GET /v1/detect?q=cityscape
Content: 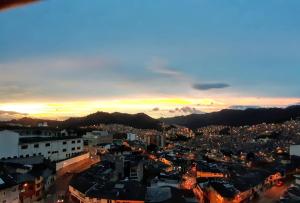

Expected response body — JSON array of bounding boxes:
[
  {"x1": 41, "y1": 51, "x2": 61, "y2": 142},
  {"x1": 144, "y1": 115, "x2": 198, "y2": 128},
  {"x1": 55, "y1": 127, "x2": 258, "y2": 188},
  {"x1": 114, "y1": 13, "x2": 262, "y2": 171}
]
[{"x1": 1, "y1": 1, "x2": 300, "y2": 203}]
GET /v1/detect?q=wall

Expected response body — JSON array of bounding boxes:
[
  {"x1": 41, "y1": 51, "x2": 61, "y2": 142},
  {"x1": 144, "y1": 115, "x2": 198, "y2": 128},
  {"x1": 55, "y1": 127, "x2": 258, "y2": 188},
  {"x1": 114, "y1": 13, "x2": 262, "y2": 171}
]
[
  {"x1": 56, "y1": 152, "x2": 90, "y2": 171},
  {"x1": 197, "y1": 171, "x2": 225, "y2": 178},
  {"x1": 0, "y1": 130, "x2": 19, "y2": 159},
  {"x1": 18, "y1": 138, "x2": 83, "y2": 161},
  {"x1": 0, "y1": 185, "x2": 19, "y2": 203}
]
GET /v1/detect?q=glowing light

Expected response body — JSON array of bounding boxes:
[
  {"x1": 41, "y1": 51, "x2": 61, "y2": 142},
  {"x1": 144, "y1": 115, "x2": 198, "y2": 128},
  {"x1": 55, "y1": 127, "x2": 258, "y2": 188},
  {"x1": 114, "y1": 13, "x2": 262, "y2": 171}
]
[{"x1": 0, "y1": 103, "x2": 47, "y2": 114}]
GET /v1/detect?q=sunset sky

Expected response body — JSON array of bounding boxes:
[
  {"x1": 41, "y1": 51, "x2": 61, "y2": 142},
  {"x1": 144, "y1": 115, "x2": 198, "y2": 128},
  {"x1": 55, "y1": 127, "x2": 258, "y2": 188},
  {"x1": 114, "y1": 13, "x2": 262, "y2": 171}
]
[{"x1": 0, "y1": 0, "x2": 300, "y2": 120}]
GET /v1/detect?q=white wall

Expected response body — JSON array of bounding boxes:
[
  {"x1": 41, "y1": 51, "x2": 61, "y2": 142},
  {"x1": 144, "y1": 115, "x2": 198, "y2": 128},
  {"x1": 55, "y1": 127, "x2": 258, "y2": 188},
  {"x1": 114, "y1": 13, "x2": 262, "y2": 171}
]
[
  {"x1": 18, "y1": 138, "x2": 84, "y2": 161},
  {"x1": 127, "y1": 133, "x2": 137, "y2": 141},
  {"x1": 56, "y1": 152, "x2": 90, "y2": 171},
  {"x1": 290, "y1": 145, "x2": 300, "y2": 156},
  {"x1": 0, "y1": 130, "x2": 19, "y2": 159}
]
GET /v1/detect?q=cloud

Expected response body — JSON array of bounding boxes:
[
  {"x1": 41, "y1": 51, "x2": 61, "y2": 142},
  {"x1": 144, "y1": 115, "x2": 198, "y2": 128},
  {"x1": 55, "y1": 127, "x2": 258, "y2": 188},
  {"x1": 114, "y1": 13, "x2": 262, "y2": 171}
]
[
  {"x1": 193, "y1": 83, "x2": 230, "y2": 90},
  {"x1": 229, "y1": 105, "x2": 261, "y2": 110},
  {"x1": 147, "y1": 58, "x2": 183, "y2": 78},
  {"x1": 0, "y1": 110, "x2": 28, "y2": 121},
  {"x1": 152, "y1": 107, "x2": 160, "y2": 111},
  {"x1": 169, "y1": 106, "x2": 204, "y2": 114}
]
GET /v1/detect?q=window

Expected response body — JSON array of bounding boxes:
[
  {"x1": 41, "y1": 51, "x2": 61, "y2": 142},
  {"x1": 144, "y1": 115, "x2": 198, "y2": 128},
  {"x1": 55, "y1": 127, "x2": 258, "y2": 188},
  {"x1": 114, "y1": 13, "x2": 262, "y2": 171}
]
[
  {"x1": 77, "y1": 140, "x2": 81, "y2": 143},
  {"x1": 33, "y1": 153, "x2": 36, "y2": 156},
  {"x1": 71, "y1": 140, "x2": 75, "y2": 144},
  {"x1": 38, "y1": 153, "x2": 42, "y2": 155},
  {"x1": 63, "y1": 141, "x2": 67, "y2": 145},
  {"x1": 34, "y1": 144, "x2": 39, "y2": 148},
  {"x1": 71, "y1": 147, "x2": 75, "y2": 151},
  {"x1": 48, "y1": 151, "x2": 51, "y2": 154},
  {"x1": 21, "y1": 145, "x2": 28, "y2": 149},
  {"x1": 62, "y1": 149, "x2": 67, "y2": 152},
  {"x1": 26, "y1": 154, "x2": 29, "y2": 157},
  {"x1": 77, "y1": 147, "x2": 81, "y2": 150},
  {"x1": 45, "y1": 143, "x2": 50, "y2": 147}
]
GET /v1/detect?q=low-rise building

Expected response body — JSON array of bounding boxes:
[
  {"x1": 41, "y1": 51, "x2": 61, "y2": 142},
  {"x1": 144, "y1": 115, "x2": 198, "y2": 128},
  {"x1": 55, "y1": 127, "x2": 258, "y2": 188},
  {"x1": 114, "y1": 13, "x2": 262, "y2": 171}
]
[
  {"x1": 0, "y1": 175, "x2": 19, "y2": 203},
  {"x1": 0, "y1": 130, "x2": 83, "y2": 162},
  {"x1": 83, "y1": 130, "x2": 113, "y2": 146},
  {"x1": 69, "y1": 163, "x2": 146, "y2": 203}
]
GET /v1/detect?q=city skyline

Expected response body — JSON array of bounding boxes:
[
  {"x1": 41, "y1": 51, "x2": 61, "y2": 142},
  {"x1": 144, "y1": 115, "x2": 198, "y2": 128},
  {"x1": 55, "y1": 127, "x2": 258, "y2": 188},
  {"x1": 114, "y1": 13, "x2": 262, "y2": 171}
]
[{"x1": 0, "y1": 0, "x2": 300, "y2": 120}]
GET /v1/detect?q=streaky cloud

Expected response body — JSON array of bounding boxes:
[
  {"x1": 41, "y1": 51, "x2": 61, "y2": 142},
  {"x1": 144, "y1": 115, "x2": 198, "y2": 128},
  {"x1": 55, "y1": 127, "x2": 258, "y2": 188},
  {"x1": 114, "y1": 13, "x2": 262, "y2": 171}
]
[
  {"x1": 193, "y1": 83, "x2": 230, "y2": 90},
  {"x1": 0, "y1": 110, "x2": 28, "y2": 121},
  {"x1": 169, "y1": 106, "x2": 204, "y2": 114}
]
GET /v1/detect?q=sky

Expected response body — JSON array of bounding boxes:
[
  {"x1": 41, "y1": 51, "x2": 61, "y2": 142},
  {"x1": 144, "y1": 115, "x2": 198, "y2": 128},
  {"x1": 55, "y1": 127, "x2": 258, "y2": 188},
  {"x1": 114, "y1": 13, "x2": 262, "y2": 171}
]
[{"x1": 0, "y1": 0, "x2": 300, "y2": 120}]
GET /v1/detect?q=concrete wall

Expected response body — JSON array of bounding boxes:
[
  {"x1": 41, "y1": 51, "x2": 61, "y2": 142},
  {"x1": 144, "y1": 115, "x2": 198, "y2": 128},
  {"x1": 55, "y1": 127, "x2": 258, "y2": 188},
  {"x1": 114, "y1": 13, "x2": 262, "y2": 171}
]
[
  {"x1": 56, "y1": 152, "x2": 90, "y2": 171},
  {"x1": 18, "y1": 138, "x2": 83, "y2": 161},
  {"x1": 0, "y1": 130, "x2": 19, "y2": 159}
]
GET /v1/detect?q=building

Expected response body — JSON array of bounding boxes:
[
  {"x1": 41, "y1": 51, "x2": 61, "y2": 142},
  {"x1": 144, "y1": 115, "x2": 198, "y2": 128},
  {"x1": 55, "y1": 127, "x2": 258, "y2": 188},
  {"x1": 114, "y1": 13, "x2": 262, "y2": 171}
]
[
  {"x1": 127, "y1": 133, "x2": 137, "y2": 141},
  {"x1": 124, "y1": 155, "x2": 144, "y2": 181},
  {"x1": 69, "y1": 163, "x2": 146, "y2": 203},
  {"x1": 0, "y1": 175, "x2": 19, "y2": 203},
  {"x1": 290, "y1": 145, "x2": 300, "y2": 157},
  {"x1": 83, "y1": 130, "x2": 113, "y2": 146},
  {"x1": 0, "y1": 130, "x2": 83, "y2": 162},
  {"x1": 0, "y1": 155, "x2": 56, "y2": 203}
]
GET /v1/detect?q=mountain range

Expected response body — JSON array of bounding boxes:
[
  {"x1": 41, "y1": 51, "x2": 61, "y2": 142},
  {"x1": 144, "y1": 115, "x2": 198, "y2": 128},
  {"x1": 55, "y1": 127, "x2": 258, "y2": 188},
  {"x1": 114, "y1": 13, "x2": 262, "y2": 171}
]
[
  {"x1": 1, "y1": 105, "x2": 300, "y2": 130},
  {"x1": 161, "y1": 105, "x2": 300, "y2": 129}
]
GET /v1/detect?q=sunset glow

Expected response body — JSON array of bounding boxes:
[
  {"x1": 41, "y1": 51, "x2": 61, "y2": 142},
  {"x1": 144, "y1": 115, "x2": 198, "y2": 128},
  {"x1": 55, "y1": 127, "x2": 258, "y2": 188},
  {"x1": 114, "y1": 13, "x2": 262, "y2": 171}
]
[{"x1": 0, "y1": 97, "x2": 298, "y2": 120}]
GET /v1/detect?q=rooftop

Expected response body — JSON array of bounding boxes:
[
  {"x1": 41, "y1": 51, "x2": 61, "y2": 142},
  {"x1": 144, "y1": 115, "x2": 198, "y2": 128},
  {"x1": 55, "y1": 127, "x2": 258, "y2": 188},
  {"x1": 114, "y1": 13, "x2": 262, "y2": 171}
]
[{"x1": 0, "y1": 175, "x2": 18, "y2": 190}]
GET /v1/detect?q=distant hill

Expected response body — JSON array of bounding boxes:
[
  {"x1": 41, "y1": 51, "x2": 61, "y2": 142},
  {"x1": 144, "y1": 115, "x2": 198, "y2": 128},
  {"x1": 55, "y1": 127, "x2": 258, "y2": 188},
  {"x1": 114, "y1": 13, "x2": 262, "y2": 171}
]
[
  {"x1": 160, "y1": 105, "x2": 300, "y2": 129},
  {"x1": 1, "y1": 112, "x2": 162, "y2": 130},
  {"x1": 2, "y1": 117, "x2": 61, "y2": 127},
  {"x1": 1, "y1": 106, "x2": 300, "y2": 130},
  {"x1": 61, "y1": 111, "x2": 162, "y2": 130}
]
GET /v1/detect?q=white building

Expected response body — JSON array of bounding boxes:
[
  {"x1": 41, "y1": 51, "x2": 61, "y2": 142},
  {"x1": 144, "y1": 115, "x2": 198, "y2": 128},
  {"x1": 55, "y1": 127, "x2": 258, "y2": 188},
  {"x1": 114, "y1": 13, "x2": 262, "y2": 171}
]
[
  {"x1": 290, "y1": 145, "x2": 300, "y2": 157},
  {"x1": 127, "y1": 133, "x2": 137, "y2": 141},
  {"x1": 0, "y1": 130, "x2": 83, "y2": 162},
  {"x1": 83, "y1": 131, "x2": 113, "y2": 146}
]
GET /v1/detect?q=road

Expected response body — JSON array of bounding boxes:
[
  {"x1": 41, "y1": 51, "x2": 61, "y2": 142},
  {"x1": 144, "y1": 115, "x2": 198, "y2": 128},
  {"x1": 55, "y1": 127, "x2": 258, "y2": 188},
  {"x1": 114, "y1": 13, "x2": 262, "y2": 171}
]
[{"x1": 44, "y1": 157, "x2": 99, "y2": 203}]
